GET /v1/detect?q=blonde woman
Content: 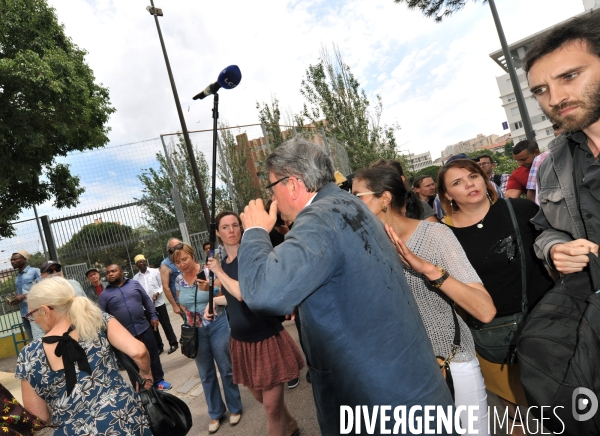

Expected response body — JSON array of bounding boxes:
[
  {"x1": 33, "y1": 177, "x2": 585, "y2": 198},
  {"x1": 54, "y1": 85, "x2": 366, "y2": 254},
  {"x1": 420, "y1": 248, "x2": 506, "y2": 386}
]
[{"x1": 14, "y1": 277, "x2": 153, "y2": 435}]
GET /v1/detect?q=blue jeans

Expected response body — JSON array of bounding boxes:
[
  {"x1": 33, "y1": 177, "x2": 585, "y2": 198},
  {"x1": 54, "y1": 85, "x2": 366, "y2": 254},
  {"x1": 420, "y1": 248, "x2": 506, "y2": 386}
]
[{"x1": 195, "y1": 315, "x2": 242, "y2": 419}]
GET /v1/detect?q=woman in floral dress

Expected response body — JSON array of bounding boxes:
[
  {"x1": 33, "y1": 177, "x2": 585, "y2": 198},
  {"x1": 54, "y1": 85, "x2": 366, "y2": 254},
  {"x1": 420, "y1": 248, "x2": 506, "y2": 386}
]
[{"x1": 15, "y1": 277, "x2": 153, "y2": 436}]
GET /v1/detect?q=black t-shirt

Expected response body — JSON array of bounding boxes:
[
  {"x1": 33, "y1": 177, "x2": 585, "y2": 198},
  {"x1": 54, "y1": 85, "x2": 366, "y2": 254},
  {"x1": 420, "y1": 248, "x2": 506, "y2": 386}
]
[
  {"x1": 220, "y1": 256, "x2": 283, "y2": 342},
  {"x1": 447, "y1": 199, "x2": 554, "y2": 317}
]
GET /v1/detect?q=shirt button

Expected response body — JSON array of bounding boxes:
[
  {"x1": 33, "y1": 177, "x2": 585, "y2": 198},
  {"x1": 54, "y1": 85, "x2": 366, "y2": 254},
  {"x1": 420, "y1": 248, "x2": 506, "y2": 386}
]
[
  {"x1": 587, "y1": 153, "x2": 593, "y2": 158},
  {"x1": 586, "y1": 213, "x2": 593, "y2": 218}
]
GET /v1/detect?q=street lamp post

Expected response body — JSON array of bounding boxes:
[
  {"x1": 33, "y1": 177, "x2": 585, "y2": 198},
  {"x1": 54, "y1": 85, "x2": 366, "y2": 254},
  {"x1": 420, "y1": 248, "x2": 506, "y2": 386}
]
[
  {"x1": 146, "y1": 2, "x2": 211, "y2": 227},
  {"x1": 488, "y1": 0, "x2": 535, "y2": 142}
]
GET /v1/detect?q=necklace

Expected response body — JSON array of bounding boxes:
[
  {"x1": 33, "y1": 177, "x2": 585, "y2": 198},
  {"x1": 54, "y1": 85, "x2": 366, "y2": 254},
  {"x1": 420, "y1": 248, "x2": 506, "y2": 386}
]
[{"x1": 477, "y1": 219, "x2": 484, "y2": 229}]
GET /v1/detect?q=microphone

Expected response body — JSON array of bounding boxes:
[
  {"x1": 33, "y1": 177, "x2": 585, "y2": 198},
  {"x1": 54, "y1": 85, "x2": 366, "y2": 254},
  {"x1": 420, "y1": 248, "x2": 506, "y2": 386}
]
[{"x1": 193, "y1": 65, "x2": 242, "y2": 100}]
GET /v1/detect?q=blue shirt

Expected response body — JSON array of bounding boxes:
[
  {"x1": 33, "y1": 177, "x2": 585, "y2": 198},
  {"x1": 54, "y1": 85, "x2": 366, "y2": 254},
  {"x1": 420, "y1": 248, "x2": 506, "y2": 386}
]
[
  {"x1": 160, "y1": 257, "x2": 179, "y2": 296},
  {"x1": 98, "y1": 278, "x2": 157, "y2": 336},
  {"x1": 15, "y1": 265, "x2": 41, "y2": 317}
]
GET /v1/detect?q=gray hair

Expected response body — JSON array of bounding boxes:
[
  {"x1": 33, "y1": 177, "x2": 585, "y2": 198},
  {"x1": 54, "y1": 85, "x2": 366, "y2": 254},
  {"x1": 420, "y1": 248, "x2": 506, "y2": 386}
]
[
  {"x1": 265, "y1": 138, "x2": 335, "y2": 192},
  {"x1": 165, "y1": 237, "x2": 181, "y2": 251}
]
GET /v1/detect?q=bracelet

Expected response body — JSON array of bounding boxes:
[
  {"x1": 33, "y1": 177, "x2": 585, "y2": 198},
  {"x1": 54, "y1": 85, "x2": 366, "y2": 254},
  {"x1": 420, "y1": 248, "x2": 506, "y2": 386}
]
[{"x1": 429, "y1": 265, "x2": 449, "y2": 288}]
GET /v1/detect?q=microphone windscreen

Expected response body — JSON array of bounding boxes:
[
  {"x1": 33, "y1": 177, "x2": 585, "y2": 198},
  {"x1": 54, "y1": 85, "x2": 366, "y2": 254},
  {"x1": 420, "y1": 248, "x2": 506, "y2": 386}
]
[{"x1": 217, "y1": 65, "x2": 242, "y2": 90}]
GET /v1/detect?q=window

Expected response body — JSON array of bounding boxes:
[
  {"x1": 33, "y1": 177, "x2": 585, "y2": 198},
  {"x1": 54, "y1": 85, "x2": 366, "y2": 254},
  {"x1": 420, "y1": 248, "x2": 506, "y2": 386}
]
[
  {"x1": 542, "y1": 115, "x2": 548, "y2": 121},
  {"x1": 507, "y1": 94, "x2": 516, "y2": 103},
  {"x1": 546, "y1": 129, "x2": 553, "y2": 136},
  {"x1": 514, "y1": 121, "x2": 523, "y2": 130},
  {"x1": 510, "y1": 107, "x2": 520, "y2": 117},
  {"x1": 519, "y1": 136, "x2": 527, "y2": 142}
]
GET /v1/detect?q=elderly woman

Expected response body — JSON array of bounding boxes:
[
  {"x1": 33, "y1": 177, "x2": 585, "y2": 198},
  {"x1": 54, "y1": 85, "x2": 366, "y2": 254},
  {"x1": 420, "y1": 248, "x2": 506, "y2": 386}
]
[
  {"x1": 15, "y1": 277, "x2": 153, "y2": 435},
  {"x1": 352, "y1": 166, "x2": 496, "y2": 436},
  {"x1": 205, "y1": 211, "x2": 304, "y2": 436},
  {"x1": 171, "y1": 242, "x2": 242, "y2": 434},
  {"x1": 437, "y1": 159, "x2": 555, "y2": 435}
]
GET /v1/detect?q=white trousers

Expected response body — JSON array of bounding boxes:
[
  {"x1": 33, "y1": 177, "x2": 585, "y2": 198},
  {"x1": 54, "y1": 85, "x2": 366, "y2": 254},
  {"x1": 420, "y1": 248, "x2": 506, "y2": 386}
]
[{"x1": 450, "y1": 357, "x2": 490, "y2": 436}]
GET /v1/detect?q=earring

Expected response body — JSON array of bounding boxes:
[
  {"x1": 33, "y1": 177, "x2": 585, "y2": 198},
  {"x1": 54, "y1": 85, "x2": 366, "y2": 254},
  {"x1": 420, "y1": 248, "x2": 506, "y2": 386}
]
[
  {"x1": 450, "y1": 199, "x2": 456, "y2": 208},
  {"x1": 487, "y1": 192, "x2": 493, "y2": 204},
  {"x1": 382, "y1": 205, "x2": 388, "y2": 213}
]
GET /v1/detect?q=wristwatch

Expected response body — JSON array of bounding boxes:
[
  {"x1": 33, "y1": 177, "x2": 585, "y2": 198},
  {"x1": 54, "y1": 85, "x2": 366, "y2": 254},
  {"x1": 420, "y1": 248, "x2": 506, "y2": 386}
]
[{"x1": 429, "y1": 265, "x2": 449, "y2": 288}]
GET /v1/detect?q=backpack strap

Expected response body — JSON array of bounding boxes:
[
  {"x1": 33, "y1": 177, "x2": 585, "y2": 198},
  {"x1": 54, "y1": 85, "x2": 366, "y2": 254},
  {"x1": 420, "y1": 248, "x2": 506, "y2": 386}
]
[{"x1": 504, "y1": 198, "x2": 528, "y2": 314}]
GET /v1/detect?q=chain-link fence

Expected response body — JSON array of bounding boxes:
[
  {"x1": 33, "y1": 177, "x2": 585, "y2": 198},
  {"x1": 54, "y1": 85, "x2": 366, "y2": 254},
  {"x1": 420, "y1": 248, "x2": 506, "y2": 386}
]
[{"x1": 1, "y1": 123, "x2": 352, "y2": 281}]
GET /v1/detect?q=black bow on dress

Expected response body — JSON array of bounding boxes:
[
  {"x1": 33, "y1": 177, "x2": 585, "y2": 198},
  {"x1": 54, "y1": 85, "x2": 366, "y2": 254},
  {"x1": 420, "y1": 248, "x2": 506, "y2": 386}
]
[{"x1": 41, "y1": 326, "x2": 93, "y2": 396}]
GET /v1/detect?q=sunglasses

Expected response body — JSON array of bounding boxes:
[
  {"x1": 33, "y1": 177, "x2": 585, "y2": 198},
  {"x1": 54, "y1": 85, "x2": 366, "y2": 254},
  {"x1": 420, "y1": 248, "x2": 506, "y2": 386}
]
[
  {"x1": 24, "y1": 306, "x2": 54, "y2": 322},
  {"x1": 45, "y1": 266, "x2": 61, "y2": 274},
  {"x1": 168, "y1": 243, "x2": 184, "y2": 255}
]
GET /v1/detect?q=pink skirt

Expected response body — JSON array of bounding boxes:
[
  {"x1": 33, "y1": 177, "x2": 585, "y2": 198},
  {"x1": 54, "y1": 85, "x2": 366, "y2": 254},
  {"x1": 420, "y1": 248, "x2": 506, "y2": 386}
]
[{"x1": 230, "y1": 329, "x2": 305, "y2": 391}]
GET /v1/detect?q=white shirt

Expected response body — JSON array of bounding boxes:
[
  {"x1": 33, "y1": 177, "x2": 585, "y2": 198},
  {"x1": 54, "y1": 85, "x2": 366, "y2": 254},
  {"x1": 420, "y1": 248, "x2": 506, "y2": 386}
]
[{"x1": 134, "y1": 268, "x2": 164, "y2": 307}]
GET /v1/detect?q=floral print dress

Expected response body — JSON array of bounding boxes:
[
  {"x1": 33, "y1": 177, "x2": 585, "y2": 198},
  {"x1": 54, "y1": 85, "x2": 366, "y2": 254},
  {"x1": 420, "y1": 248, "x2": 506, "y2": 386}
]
[{"x1": 15, "y1": 313, "x2": 152, "y2": 436}]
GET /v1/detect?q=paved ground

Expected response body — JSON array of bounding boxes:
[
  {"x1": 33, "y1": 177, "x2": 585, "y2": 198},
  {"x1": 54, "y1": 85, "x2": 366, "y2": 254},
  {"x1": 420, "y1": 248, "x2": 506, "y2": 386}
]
[{"x1": 0, "y1": 305, "x2": 539, "y2": 435}]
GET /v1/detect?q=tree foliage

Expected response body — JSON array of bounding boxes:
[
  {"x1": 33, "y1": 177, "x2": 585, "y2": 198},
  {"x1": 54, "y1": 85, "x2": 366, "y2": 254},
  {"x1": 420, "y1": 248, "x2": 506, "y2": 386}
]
[
  {"x1": 138, "y1": 136, "x2": 230, "y2": 234},
  {"x1": 414, "y1": 165, "x2": 441, "y2": 181},
  {"x1": 256, "y1": 96, "x2": 285, "y2": 149},
  {"x1": 300, "y1": 45, "x2": 400, "y2": 171},
  {"x1": 58, "y1": 222, "x2": 137, "y2": 267},
  {"x1": 393, "y1": 0, "x2": 486, "y2": 22},
  {"x1": 504, "y1": 139, "x2": 514, "y2": 157},
  {"x1": 218, "y1": 124, "x2": 263, "y2": 210},
  {"x1": 0, "y1": 0, "x2": 114, "y2": 237}
]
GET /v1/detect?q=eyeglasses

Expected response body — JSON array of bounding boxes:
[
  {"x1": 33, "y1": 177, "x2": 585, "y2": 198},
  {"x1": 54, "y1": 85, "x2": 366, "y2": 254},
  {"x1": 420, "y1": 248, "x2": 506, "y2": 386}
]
[
  {"x1": 265, "y1": 176, "x2": 290, "y2": 196},
  {"x1": 24, "y1": 306, "x2": 54, "y2": 322},
  {"x1": 354, "y1": 191, "x2": 378, "y2": 198},
  {"x1": 45, "y1": 266, "x2": 61, "y2": 274},
  {"x1": 168, "y1": 243, "x2": 184, "y2": 255}
]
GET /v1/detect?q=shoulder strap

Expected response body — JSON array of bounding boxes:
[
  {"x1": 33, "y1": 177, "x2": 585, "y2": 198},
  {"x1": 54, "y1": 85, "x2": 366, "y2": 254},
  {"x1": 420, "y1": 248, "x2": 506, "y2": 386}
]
[
  {"x1": 504, "y1": 198, "x2": 528, "y2": 313},
  {"x1": 111, "y1": 346, "x2": 145, "y2": 387},
  {"x1": 177, "y1": 284, "x2": 198, "y2": 326}
]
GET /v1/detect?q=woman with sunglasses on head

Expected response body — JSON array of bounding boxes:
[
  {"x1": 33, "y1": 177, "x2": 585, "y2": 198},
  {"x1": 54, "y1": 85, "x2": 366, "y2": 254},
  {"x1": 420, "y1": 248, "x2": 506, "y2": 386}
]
[
  {"x1": 15, "y1": 277, "x2": 153, "y2": 435},
  {"x1": 352, "y1": 166, "x2": 496, "y2": 436},
  {"x1": 437, "y1": 159, "x2": 555, "y2": 435},
  {"x1": 171, "y1": 242, "x2": 242, "y2": 434},
  {"x1": 205, "y1": 211, "x2": 304, "y2": 436}
]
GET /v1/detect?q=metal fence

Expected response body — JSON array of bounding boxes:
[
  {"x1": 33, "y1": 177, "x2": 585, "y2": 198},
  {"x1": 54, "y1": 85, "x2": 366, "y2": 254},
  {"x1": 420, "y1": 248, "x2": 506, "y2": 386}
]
[{"x1": 2, "y1": 122, "x2": 352, "y2": 284}]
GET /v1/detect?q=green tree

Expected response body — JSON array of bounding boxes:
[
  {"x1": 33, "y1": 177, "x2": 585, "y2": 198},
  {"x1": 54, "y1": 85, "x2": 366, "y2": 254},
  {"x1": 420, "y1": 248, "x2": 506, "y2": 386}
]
[
  {"x1": 0, "y1": 0, "x2": 115, "y2": 237},
  {"x1": 392, "y1": 0, "x2": 485, "y2": 22},
  {"x1": 504, "y1": 139, "x2": 514, "y2": 157},
  {"x1": 218, "y1": 124, "x2": 263, "y2": 209},
  {"x1": 138, "y1": 136, "x2": 230, "y2": 234},
  {"x1": 300, "y1": 45, "x2": 400, "y2": 171},
  {"x1": 256, "y1": 96, "x2": 285, "y2": 149},
  {"x1": 414, "y1": 165, "x2": 441, "y2": 181},
  {"x1": 58, "y1": 222, "x2": 137, "y2": 268}
]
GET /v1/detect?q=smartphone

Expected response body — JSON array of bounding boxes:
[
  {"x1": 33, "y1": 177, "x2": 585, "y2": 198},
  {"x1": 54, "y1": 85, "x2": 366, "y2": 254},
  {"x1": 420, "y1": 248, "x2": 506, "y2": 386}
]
[{"x1": 197, "y1": 271, "x2": 206, "y2": 280}]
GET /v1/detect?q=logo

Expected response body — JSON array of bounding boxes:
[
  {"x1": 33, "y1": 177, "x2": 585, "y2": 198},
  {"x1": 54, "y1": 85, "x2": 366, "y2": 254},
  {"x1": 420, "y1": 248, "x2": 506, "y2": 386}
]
[{"x1": 572, "y1": 387, "x2": 598, "y2": 422}]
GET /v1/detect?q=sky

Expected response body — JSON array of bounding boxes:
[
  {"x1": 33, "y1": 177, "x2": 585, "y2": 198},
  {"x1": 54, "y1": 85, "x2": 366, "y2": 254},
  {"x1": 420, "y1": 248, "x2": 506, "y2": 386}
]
[{"x1": 1, "y1": 0, "x2": 587, "y2": 263}]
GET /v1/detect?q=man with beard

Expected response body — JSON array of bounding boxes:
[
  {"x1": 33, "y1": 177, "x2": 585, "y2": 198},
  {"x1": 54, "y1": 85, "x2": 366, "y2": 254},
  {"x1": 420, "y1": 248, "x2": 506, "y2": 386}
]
[
  {"x1": 9, "y1": 250, "x2": 41, "y2": 340},
  {"x1": 525, "y1": 13, "x2": 600, "y2": 275},
  {"x1": 99, "y1": 264, "x2": 172, "y2": 390}
]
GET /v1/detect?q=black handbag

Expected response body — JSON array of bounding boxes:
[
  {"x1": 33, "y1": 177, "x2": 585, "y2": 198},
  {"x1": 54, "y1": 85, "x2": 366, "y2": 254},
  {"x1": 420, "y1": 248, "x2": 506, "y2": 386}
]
[
  {"x1": 112, "y1": 348, "x2": 193, "y2": 435},
  {"x1": 178, "y1": 285, "x2": 199, "y2": 359},
  {"x1": 469, "y1": 198, "x2": 528, "y2": 364}
]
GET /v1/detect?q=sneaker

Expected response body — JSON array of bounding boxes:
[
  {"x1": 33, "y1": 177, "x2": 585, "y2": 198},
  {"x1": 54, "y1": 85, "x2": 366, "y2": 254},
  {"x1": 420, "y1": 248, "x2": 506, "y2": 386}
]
[
  {"x1": 287, "y1": 378, "x2": 299, "y2": 389},
  {"x1": 154, "y1": 380, "x2": 172, "y2": 390}
]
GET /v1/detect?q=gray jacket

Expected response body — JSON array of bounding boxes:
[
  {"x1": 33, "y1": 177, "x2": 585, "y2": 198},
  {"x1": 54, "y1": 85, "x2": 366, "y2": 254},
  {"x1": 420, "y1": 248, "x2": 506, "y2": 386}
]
[
  {"x1": 532, "y1": 133, "x2": 587, "y2": 264},
  {"x1": 84, "y1": 281, "x2": 108, "y2": 303}
]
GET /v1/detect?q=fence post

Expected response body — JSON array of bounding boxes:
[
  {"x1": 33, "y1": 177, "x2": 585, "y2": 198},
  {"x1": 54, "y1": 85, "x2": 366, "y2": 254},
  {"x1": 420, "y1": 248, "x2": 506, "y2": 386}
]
[
  {"x1": 216, "y1": 136, "x2": 238, "y2": 214},
  {"x1": 160, "y1": 135, "x2": 191, "y2": 243},
  {"x1": 41, "y1": 215, "x2": 59, "y2": 262},
  {"x1": 260, "y1": 123, "x2": 272, "y2": 154},
  {"x1": 32, "y1": 205, "x2": 48, "y2": 260}
]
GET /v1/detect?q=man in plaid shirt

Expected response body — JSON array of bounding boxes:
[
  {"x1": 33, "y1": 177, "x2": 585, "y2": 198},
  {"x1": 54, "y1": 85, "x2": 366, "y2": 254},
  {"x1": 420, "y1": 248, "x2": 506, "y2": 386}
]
[{"x1": 526, "y1": 124, "x2": 562, "y2": 203}]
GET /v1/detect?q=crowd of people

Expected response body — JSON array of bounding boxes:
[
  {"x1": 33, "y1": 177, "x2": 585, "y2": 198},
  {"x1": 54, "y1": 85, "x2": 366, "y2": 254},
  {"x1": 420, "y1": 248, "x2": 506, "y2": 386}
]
[{"x1": 4, "y1": 12, "x2": 600, "y2": 435}]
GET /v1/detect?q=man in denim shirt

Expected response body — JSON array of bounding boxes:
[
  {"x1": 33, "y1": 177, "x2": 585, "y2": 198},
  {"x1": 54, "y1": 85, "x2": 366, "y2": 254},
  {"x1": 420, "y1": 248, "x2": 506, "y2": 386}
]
[
  {"x1": 238, "y1": 139, "x2": 454, "y2": 435},
  {"x1": 9, "y1": 250, "x2": 41, "y2": 340}
]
